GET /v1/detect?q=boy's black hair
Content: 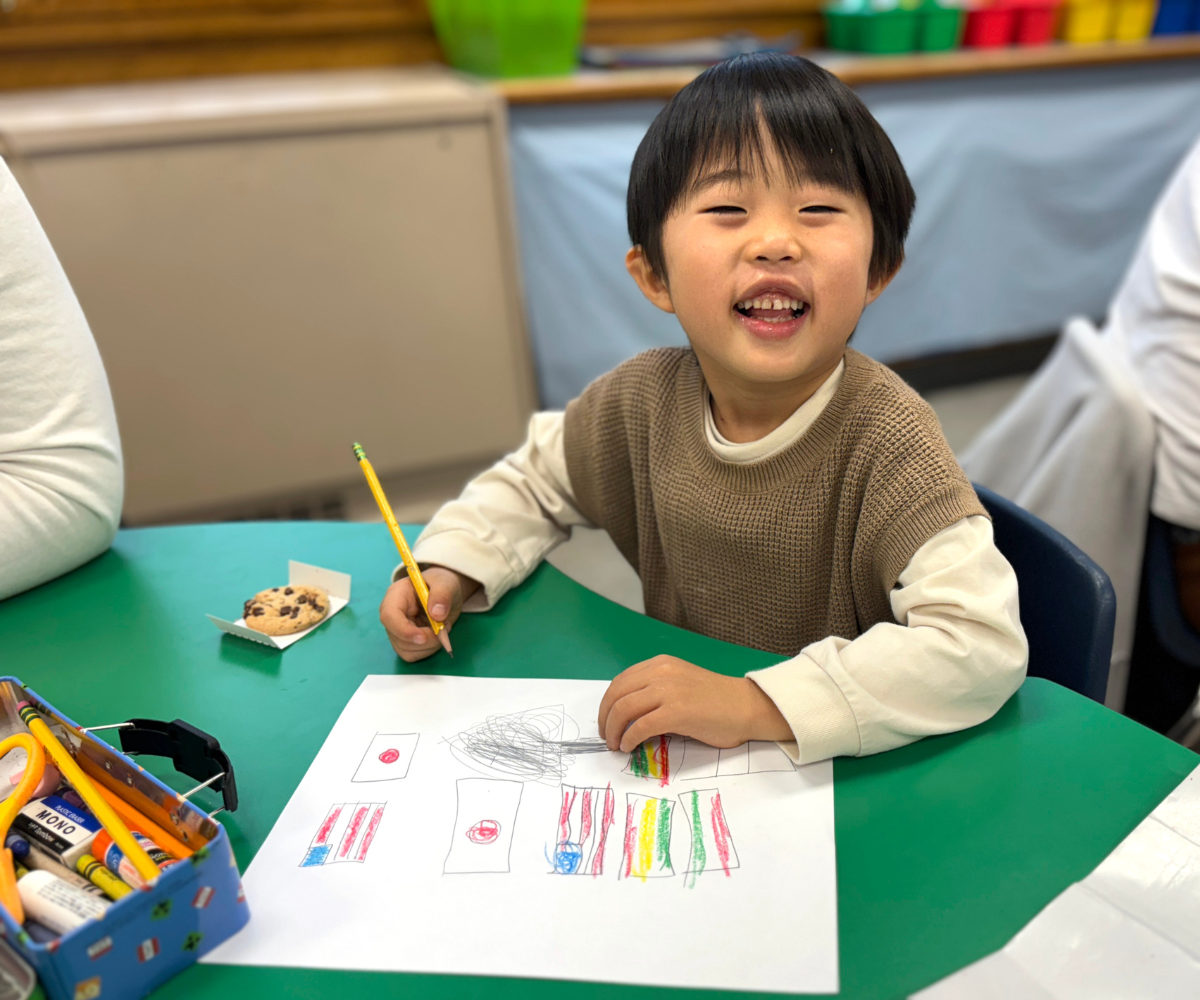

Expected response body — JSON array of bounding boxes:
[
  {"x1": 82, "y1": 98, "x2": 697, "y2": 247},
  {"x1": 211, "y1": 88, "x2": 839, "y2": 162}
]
[{"x1": 627, "y1": 53, "x2": 915, "y2": 286}]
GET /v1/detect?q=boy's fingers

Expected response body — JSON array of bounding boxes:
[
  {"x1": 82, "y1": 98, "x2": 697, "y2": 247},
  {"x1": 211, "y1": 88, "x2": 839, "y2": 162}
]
[
  {"x1": 597, "y1": 674, "x2": 643, "y2": 735},
  {"x1": 618, "y1": 709, "x2": 671, "y2": 754},
  {"x1": 425, "y1": 579, "x2": 458, "y2": 623},
  {"x1": 603, "y1": 689, "x2": 661, "y2": 750}
]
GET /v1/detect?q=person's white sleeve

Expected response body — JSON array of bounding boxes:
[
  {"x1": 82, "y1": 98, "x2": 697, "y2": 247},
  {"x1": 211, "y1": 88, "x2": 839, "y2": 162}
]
[
  {"x1": 406, "y1": 411, "x2": 593, "y2": 610},
  {"x1": 747, "y1": 515, "x2": 1028, "y2": 764},
  {"x1": 0, "y1": 160, "x2": 123, "y2": 602},
  {"x1": 1106, "y1": 136, "x2": 1200, "y2": 530}
]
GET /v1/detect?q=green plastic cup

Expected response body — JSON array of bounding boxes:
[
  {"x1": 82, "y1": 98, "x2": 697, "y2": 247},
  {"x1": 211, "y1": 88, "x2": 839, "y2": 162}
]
[
  {"x1": 918, "y1": 4, "x2": 965, "y2": 49},
  {"x1": 428, "y1": 0, "x2": 587, "y2": 78},
  {"x1": 858, "y1": 7, "x2": 920, "y2": 52},
  {"x1": 825, "y1": 9, "x2": 864, "y2": 49}
]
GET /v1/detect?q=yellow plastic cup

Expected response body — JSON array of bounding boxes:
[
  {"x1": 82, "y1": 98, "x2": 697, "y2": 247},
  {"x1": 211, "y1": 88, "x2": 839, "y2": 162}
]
[
  {"x1": 1061, "y1": 0, "x2": 1114, "y2": 41},
  {"x1": 1111, "y1": 0, "x2": 1156, "y2": 37}
]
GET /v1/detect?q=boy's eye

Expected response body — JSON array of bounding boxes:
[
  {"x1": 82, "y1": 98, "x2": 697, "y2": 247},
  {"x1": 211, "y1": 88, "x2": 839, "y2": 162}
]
[
  {"x1": 703, "y1": 205, "x2": 746, "y2": 215},
  {"x1": 801, "y1": 205, "x2": 839, "y2": 214}
]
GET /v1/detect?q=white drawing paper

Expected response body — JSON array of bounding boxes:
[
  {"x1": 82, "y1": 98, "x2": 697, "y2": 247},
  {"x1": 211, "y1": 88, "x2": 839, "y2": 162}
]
[{"x1": 203, "y1": 674, "x2": 838, "y2": 994}]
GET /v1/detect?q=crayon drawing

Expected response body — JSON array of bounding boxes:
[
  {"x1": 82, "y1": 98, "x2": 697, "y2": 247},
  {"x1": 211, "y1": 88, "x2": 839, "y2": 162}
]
[
  {"x1": 621, "y1": 793, "x2": 676, "y2": 880},
  {"x1": 548, "y1": 784, "x2": 616, "y2": 876},
  {"x1": 679, "y1": 788, "x2": 739, "y2": 888},
  {"x1": 300, "y1": 802, "x2": 385, "y2": 867},
  {"x1": 675, "y1": 740, "x2": 796, "y2": 781},
  {"x1": 444, "y1": 705, "x2": 607, "y2": 785},
  {"x1": 352, "y1": 733, "x2": 419, "y2": 782},
  {"x1": 624, "y1": 736, "x2": 672, "y2": 785},
  {"x1": 444, "y1": 778, "x2": 523, "y2": 874}
]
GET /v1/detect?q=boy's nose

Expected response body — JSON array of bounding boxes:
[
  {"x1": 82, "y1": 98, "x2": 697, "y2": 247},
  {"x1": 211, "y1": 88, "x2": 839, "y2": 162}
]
[{"x1": 748, "y1": 225, "x2": 802, "y2": 263}]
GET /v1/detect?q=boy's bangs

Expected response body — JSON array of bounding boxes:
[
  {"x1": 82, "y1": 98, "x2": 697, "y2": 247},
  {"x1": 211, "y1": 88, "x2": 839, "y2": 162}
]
[{"x1": 683, "y1": 98, "x2": 864, "y2": 202}]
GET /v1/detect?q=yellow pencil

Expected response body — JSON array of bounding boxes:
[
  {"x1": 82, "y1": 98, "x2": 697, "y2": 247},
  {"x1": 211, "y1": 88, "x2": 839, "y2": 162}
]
[{"x1": 353, "y1": 442, "x2": 453, "y2": 656}]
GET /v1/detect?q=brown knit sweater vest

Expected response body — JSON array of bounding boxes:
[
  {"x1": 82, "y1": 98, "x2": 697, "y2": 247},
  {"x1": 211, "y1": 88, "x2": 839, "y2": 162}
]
[{"x1": 563, "y1": 347, "x2": 987, "y2": 656}]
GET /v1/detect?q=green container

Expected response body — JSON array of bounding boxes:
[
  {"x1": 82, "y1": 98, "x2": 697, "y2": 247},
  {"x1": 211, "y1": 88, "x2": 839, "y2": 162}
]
[
  {"x1": 825, "y1": 8, "x2": 864, "y2": 49},
  {"x1": 857, "y1": 7, "x2": 920, "y2": 51},
  {"x1": 917, "y1": 4, "x2": 964, "y2": 48},
  {"x1": 427, "y1": 0, "x2": 586, "y2": 78}
]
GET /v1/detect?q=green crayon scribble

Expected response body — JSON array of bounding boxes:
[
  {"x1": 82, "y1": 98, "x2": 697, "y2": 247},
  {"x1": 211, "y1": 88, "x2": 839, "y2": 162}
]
[
  {"x1": 656, "y1": 797, "x2": 673, "y2": 872},
  {"x1": 686, "y1": 790, "x2": 706, "y2": 888},
  {"x1": 629, "y1": 743, "x2": 649, "y2": 778}
]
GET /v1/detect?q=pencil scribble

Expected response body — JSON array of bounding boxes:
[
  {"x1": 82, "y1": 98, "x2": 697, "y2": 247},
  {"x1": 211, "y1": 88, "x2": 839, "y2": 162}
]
[{"x1": 445, "y1": 705, "x2": 608, "y2": 785}]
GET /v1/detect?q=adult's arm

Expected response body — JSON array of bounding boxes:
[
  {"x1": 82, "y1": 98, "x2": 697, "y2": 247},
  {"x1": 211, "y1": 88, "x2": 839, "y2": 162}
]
[{"x1": 0, "y1": 160, "x2": 123, "y2": 600}]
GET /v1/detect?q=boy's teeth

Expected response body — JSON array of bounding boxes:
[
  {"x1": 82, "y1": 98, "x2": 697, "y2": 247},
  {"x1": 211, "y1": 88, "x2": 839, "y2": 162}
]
[{"x1": 737, "y1": 296, "x2": 804, "y2": 312}]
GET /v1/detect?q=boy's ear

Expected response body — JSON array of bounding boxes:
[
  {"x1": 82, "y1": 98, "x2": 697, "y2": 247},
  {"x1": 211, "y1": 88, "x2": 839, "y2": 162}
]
[
  {"x1": 625, "y1": 247, "x2": 675, "y2": 314},
  {"x1": 864, "y1": 264, "x2": 899, "y2": 307}
]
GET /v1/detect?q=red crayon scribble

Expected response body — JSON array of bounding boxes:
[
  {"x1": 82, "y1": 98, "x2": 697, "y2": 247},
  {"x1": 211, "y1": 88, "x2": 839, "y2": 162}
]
[
  {"x1": 622, "y1": 801, "x2": 637, "y2": 879},
  {"x1": 592, "y1": 784, "x2": 615, "y2": 877},
  {"x1": 315, "y1": 806, "x2": 343, "y2": 845},
  {"x1": 378, "y1": 748, "x2": 401, "y2": 765},
  {"x1": 466, "y1": 819, "x2": 500, "y2": 844},
  {"x1": 654, "y1": 735, "x2": 670, "y2": 787},
  {"x1": 339, "y1": 805, "x2": 369, "y2": 859},
  {"x1": 580, "y1": 789, "x2": 593, "y2": 845},
  {"x1": 710, "y1": 791, "x2": 733, "y2": 876},
  {"x1": 558, "y1": 788, "x2": 576, "y2": 848},
  {"x1": 356, "y1": 806, "x2": 385, "y2": 861}
]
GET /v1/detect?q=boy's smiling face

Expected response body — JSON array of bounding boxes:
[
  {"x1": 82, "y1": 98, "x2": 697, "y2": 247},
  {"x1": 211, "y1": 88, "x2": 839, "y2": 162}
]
[{"x1": 627, "y1": 139, "x2": 893, "y2": 397}]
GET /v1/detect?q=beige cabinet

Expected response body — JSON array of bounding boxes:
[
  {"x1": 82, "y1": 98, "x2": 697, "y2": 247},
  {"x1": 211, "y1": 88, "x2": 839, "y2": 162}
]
[{"x1": 0, "y1": 68, "x2": 534, "y2": 523}]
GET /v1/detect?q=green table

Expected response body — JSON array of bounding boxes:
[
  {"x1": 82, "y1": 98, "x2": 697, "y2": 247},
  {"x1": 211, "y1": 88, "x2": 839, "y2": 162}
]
[{"x1": 1, "y1": 522, "x2": 1194, "y2": 999}]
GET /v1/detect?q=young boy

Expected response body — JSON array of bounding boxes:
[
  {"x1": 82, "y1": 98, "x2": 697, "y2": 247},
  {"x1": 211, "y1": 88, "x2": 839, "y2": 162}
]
[{"x1": 380, "y1": 53, "x2": 1027, "y2": 764}]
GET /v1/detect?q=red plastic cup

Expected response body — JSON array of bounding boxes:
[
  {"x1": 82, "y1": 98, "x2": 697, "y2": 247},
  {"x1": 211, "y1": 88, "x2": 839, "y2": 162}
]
[
  {"x1": 963, "y1": 4, "x2": 1017, "y2": 43},
  {"x1": 1012, "y1": 0, "x2": 1059, "y2": 42}
]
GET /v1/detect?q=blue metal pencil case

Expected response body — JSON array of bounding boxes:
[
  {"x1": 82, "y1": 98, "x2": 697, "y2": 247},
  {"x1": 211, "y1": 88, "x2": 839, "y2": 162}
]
[{"x1": 0, "y1": 678, "x2": 249, "y2": 1000}]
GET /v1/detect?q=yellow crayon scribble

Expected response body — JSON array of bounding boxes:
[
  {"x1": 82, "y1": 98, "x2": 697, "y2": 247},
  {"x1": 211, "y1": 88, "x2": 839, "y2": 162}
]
[{"x1": 634, "y1": 799, "x2": 657, "y2": 881}]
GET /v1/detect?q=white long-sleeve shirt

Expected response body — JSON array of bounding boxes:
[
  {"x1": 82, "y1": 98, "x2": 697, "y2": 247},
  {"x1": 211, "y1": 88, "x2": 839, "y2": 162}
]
[
  {"x1": 0, "y1": 158, "x2": 123, "y2": 600},
  {"x1": 1105, "y1": 135, "x2": 1200, "y2": 531},
  {"x1": 412, "y1": 362, "x2": 1027, "y2": 763}
]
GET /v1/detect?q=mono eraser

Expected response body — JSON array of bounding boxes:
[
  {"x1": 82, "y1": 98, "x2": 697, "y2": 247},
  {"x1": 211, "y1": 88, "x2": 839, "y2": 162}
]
[{"x1": 11, "y1": 795, "x2": 100, "y2": 868}]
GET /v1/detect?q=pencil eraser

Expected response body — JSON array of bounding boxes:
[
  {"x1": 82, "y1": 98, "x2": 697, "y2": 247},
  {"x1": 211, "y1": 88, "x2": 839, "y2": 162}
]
[{"x1": 11, "y1": 795, "x2": 101, "y2": 868}]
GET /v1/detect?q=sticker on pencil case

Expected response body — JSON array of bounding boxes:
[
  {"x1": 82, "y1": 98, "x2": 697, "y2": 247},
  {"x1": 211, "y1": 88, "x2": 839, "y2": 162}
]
[{"x1": 207, "y1": 561, "x2": 351, "y2": 649}]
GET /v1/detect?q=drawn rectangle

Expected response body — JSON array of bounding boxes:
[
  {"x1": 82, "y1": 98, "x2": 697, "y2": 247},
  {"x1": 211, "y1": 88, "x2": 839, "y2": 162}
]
[
  {"x1": 677, "y1": 740, "x2": 796, "y2": 781},
  {"x1": 621, "y1": 793, "x2": 675, "y2": 880},
  {"x1": 300, "y1": 802, "x2": 385, "y2": 867},
  {"x1": 550, "y1": 784, "x2": 616, "y2": 876},
  {"x1": 746, "y1": 741, "x2": 796, "y2": 774},
  {"x1": 624, "y1": 735, "x2": 672, "y2": 785},
  {"x1": 352, "y1": 733, "x2": 419, "y2": 782},
  {"x1": 444, "y1": 778, "x2": 522, "y2": 874},
  {"x1": 678, "y1": 788, "x2": 739, "y2": 887},
  {"x1": 675, "y1": 741, "x2": 720, "y2": 781},
  {"x1": 716, "y1": 743, "x2": 749, "y2": 776}
]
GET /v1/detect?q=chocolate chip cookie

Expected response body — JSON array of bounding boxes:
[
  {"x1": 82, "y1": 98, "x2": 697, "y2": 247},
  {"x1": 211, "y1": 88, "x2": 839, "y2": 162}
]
[{"x1": 243, "y1": 584, "x2": 329, "y2": 636}]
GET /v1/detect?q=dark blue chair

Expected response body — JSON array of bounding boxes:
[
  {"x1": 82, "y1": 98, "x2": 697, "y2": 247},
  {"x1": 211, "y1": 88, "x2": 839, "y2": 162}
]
[{"x1": 974, "y1": 484, "x2": 1116, "y2": 702}]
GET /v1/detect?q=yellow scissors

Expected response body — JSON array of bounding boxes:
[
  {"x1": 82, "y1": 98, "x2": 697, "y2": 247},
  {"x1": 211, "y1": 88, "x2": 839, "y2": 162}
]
[{"x1": 0, "y1": 735, "x2": 46, "y2": 924}]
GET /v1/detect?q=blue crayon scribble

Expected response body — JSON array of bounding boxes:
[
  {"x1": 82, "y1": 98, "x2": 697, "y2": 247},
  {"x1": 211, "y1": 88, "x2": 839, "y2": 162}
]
[
  {"x1": 552, "y1": 842, "x2": 582, "y2": 874},
  {"x1": 301, "y1": 845, "x2": 331, "y2": 868}
]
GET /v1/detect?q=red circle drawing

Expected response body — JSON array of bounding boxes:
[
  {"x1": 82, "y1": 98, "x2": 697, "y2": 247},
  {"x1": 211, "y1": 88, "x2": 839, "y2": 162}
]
[
  {"x1": 466, "y1": 820, "x2": 500, "y2": 844},
  {"x1": 378, "y1": 749, "x2": 401, "y2": 765}
]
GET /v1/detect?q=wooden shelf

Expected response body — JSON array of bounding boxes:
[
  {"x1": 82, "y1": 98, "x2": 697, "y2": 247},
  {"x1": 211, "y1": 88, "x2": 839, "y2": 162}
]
[{"x1": 496, "y1": 35, "x2": 1200, "y2": 104}]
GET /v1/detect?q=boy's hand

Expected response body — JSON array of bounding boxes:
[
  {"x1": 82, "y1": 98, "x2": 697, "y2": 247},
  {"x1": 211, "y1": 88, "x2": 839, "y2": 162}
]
[
  {"x1": 379, "y1": 567, "x2": 479, "y2": 662},
  {"x1": 597, "y1": 655, "x2": 793, "y2": 753}
]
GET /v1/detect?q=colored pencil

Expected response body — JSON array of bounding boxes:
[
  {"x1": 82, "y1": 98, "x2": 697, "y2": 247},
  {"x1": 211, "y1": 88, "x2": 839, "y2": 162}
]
[{"x1": 352, "y1": 442, "x2": 453, "y2": 656}]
